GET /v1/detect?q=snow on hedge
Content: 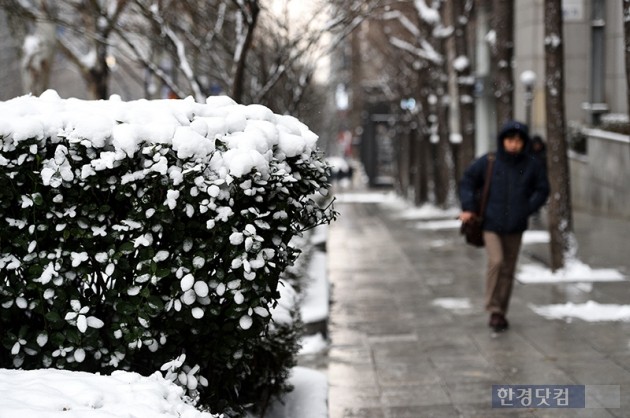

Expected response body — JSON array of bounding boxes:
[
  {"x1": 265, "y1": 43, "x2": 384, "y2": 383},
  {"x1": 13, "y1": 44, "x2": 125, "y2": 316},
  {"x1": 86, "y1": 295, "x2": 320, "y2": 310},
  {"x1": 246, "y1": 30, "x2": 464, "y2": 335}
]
[{"x1": 0, "y1": 89, "x2": 319, "y2": 178}]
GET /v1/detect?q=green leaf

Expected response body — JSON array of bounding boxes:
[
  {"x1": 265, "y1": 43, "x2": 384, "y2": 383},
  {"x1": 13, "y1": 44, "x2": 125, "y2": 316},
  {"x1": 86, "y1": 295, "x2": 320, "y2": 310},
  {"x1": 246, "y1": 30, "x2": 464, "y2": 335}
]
[
  {"x1": 119, "y1": 242, "x2": 134, "y2": 253},
  {"x1": 115, "y1": 301, "x2": 136, "y2": 316},
  {"x1": 65, "y1": 328, "x2": 81, "y2": 345},
  {"x1": 156, "y1": 267, "x2": 171, "y2": 279},
  {"x1": 33, "y1": 193, "x2": 44, "y2": 206},
  {"x1": 50, "y1": 332, "x2": 66, "y2": 346},
  {"x1": 45, "y1": 311, "x2": 62, "y2": 324}
]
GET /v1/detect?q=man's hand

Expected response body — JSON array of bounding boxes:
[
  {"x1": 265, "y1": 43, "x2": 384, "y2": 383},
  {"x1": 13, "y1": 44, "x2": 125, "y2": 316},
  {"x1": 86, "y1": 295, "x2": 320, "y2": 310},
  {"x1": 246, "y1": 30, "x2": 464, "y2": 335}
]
[{"x1": 459, "y1": 211, "x2": 476, "y2": 223}]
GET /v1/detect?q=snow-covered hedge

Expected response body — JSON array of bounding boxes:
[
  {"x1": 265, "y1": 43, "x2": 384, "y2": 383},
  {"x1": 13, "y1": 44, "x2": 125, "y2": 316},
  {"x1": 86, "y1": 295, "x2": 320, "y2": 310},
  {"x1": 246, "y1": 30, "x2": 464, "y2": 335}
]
[{"x1": 0, "y1": 90, "x2": 335, "y2": 416}]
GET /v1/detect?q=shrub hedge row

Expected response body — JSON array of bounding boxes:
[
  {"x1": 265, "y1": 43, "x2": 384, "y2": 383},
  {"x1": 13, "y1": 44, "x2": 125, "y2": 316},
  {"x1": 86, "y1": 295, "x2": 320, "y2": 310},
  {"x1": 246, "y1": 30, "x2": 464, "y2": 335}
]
[{"x1": 0, "y1": 91, "x2": 335, "y2": 416}]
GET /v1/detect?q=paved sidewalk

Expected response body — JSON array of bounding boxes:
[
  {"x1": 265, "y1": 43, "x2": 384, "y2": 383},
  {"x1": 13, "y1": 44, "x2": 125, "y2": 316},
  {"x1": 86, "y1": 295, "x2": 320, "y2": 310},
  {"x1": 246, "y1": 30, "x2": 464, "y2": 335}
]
[{"x1": 327, "y1": 191, "x2": 630, "y2": 418}]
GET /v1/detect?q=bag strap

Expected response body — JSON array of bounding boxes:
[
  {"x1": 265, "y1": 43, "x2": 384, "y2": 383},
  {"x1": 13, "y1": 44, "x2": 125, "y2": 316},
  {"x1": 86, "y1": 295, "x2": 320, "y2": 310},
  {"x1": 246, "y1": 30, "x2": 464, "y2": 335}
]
[{"x1": 478, "y1": 153, "x2": 495, "y2": 219}]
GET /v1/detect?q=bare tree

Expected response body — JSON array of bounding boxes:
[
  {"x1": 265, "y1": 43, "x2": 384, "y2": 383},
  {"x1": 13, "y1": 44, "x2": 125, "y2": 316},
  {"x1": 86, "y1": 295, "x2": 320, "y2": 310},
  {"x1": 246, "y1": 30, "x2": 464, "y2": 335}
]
[
  {"x1": 124, "y1": 0, "x2": 361, "y2": 111},
  {"x1": 1, "y1": 0, "x2": 360, "y2": 118},
  {"x1": 1, "y1": 0, "x2": 131, "y2": 99},
  {"x1": 544, "y1": 0, "x2": 574, "y2": 271},
  {"x1": 119, "y1": 0, "x2": 234, "y2": 102},
  {"x1": 249, "y1": 2, "x2": 332, "y2": 111},
  {"x1": 490, "y1": 0, "x2": 514, "y2": 125}
]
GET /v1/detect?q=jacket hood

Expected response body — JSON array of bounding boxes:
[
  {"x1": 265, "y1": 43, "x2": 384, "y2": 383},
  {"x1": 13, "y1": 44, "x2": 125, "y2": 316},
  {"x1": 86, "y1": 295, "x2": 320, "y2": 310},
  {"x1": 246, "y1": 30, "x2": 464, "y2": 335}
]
[{"x1": 497, "y1": 120, "x2": 530, "y2": 156}]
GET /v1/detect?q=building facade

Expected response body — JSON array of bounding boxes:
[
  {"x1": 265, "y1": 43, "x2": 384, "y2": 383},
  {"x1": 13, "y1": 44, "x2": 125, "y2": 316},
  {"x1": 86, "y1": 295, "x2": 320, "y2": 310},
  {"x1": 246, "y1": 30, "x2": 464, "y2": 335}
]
[
  {"x1": 515, "y1": 0, "x2": 629, "y2": 217},
  {"x1": 511, "y1": 0, "x2": 627, "y2": 138}
]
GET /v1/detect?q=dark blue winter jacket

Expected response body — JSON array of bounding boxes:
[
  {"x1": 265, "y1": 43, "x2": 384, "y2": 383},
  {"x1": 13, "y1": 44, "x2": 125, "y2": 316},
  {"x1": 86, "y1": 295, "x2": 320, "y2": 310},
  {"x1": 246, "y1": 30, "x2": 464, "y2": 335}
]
[{"x1": 459, "y1": 120, "x2": 550, "y2": 234}]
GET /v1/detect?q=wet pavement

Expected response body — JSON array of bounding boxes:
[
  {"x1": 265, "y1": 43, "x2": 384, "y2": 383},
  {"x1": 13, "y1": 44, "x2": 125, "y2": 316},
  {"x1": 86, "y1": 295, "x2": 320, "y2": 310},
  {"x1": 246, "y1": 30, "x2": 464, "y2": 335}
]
[{"x1": 325, "y1": 190, "x2": 630, "y2": 418}]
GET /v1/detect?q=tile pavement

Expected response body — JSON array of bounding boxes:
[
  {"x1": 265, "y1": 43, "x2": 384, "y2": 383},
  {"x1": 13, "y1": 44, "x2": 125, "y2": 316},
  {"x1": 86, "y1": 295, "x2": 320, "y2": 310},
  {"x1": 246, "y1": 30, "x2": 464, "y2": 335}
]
[{"x1": 325, "y1": 192, "x2": 630, "y2": 418}]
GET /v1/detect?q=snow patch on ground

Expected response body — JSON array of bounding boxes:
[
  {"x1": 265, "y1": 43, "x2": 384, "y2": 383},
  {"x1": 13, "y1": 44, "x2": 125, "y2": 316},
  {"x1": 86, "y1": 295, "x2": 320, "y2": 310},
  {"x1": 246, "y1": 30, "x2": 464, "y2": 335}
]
[
  {"x1": 299, "y1": 333, "x2": 328, "y2": 355},
  {"x1": 432, "y1": 297, "x2": 473, "y2": 311},
  {"x1": 265, "y1": 367, "x2": 327, "y2": 418},
  {"x1": 299, "y1": 250, "x2": 329, "y2": 324},
  {"x1": 531, "y1": 301, "x2": 630, "y2": 322},
  {"x1": 517, "y1": 258, "x2": 625, "y2": 284},
  {"x1": 522, "y1": 229, "x2": 551, "y2": 244},
  {"x1": 415, "y1": 219, "x2": 461, "y2": 230},
  {"x1": 334, "y1": 191, "x2": 397, "y2": 203}
]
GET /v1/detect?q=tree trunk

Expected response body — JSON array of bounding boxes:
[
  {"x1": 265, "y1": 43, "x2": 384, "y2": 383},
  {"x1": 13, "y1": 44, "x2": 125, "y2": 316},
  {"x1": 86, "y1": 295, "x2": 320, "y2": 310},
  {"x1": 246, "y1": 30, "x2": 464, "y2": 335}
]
[
  {"x1": 408, "y1": 126, "x2": 416, "y2": 200},
  {"x1": 414, "y1": 131, "x2": 430, "y2": 205},
  {"x1": 396, "y1": 122, "x2": 411, "y2": 198},
  {"x1": 430, "y1": 4, "x2": 455, "y2": 208},
  {"x1": 544, "y1": 0, "x2": 575, "y2": 271},
  {"x1": 231, "y1": 0, "x2": 260, "y2": 103},
  {"x1": 86, "y1": 66, "x2": 110, "y2": 100},
  {"x1": 56, "y1": 38, "x2": 111, "y2": 100},
  {"x1": 451, "y1": 0, "x2": 476, "y2": 181},
  {"x1": 20, "y1": 21, "x2": 56, "y2": 95},
  {"x1": 413, "y1": 93, "x2": 430, "y2": 206},
  {"x1": 624, "y1": 1, "x2": 630, "y2": 127},
  {"x1": 491, "y1": 0, "x2": 515, "y2": 126},
  {"x1": 434, "y1": 96, "x2": 452, "y2": 208},
  {"x1": 408, "y1": 126, "x2": 422, "y2": 205}
]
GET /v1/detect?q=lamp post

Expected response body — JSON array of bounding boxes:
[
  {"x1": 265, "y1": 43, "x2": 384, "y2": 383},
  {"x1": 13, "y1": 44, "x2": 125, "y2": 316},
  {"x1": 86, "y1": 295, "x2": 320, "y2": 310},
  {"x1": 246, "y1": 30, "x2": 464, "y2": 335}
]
[{"x1": 519, "y1": 70, "x2": 537, "y2": 128}]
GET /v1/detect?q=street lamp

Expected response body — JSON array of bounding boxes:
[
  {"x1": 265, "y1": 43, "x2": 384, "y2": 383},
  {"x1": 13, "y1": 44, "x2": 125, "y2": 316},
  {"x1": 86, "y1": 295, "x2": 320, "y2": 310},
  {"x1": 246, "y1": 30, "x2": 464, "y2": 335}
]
[{"x1": 519, "y1": 70, "x2": 537, "y2": 128}]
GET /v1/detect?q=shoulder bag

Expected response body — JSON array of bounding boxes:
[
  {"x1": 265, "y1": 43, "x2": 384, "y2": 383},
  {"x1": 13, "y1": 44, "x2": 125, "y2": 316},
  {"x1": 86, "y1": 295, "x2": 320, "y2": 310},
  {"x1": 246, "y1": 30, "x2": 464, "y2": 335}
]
[{"x1": 461, "y1": 153, "x2": 495, "y2": 247}]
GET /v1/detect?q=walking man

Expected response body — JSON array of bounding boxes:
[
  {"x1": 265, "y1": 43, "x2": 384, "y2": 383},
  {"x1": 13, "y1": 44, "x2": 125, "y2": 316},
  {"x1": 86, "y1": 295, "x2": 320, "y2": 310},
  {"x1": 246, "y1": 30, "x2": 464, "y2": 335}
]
[{"x1": 459, "y1": 120, "x2": 549, "y2": 332}]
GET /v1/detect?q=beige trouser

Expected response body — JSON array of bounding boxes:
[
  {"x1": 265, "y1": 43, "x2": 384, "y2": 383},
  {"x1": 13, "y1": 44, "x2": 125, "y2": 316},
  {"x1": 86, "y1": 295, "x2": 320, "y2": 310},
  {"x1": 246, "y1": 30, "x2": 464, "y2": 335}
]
[{"x1": 483, "y1": 231, "x2": 523, "y2": 315}]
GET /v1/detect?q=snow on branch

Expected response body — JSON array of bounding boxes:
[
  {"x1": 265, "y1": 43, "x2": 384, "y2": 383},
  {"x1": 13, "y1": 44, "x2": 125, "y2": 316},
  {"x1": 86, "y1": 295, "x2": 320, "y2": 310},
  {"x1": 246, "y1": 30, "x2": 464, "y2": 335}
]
[
  {"x1": 381, "y1": 10, "x2": 421, "y2": 38},
  {"x1": 413, "y1": 0, "x2": 441, "y2": 25},
  {"x1": 389, "y1": 36, "x2": 443, "y2": 64}
]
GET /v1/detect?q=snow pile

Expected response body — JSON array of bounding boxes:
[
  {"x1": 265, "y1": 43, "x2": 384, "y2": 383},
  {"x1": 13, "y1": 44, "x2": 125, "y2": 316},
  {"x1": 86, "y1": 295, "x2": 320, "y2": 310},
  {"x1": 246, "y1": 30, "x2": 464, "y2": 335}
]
[{"x1": 0, "y1": 369, "x2": 220, "y2": 418}]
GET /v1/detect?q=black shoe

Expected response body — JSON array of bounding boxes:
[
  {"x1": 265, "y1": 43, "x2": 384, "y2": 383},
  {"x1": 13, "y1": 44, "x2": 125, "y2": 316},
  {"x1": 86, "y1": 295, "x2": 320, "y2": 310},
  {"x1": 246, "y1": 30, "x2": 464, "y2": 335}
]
[{"x1": 489, "y1": 313, "x2": 509, "y2": 332}]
